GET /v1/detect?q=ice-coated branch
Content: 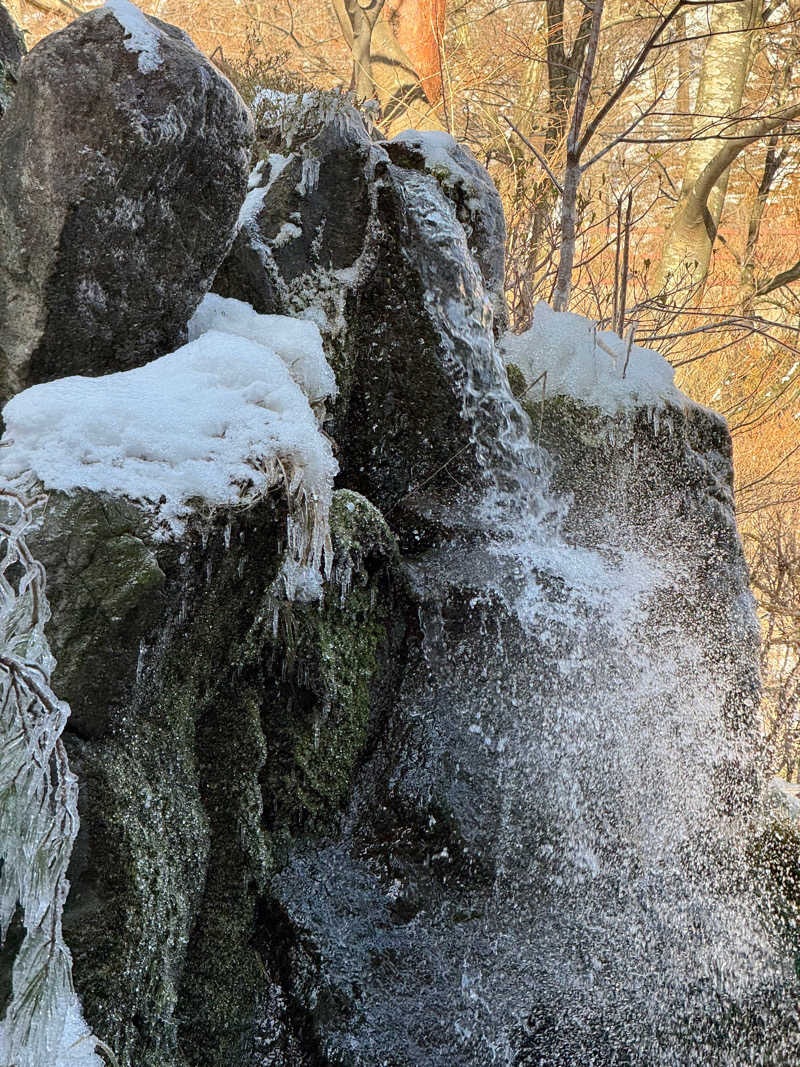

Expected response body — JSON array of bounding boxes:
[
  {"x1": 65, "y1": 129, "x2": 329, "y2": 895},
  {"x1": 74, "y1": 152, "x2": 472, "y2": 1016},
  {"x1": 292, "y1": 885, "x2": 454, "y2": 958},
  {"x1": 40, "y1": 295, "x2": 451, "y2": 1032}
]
[{"x1": 0, "y1": 479, "x2": 104, "y2": 1067}]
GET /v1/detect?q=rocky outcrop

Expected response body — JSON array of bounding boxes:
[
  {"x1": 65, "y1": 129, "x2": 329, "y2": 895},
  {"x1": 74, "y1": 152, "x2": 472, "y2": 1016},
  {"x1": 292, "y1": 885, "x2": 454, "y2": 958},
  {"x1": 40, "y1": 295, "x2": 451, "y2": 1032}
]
[
  {"x1": 0, "y1": 3, "x2": 24, "y2": 119},
  {"x1": 24, "y1": 486, "x2": 406, "y2": 1067},
  {"x1": 0, "y1": 66, "x2": 787, "y2": 1067},
  {"x1": 0, "y1": 3, "x2": 252, "y2": 402},
  {"x1": 215, "y1": 96, "x2": 518, "y2": 535}
]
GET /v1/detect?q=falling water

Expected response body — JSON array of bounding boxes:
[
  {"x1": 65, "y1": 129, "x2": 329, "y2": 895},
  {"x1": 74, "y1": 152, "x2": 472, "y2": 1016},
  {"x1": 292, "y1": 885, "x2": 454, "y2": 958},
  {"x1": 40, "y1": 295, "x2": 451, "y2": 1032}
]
[{"x1": 403, "y1": 340, "x2": 800, "y2": 1062}]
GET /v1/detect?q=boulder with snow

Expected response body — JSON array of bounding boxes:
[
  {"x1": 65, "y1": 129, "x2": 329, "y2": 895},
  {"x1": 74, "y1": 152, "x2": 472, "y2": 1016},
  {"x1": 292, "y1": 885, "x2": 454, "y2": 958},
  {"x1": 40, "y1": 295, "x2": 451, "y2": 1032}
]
[
  {"x1": 215, "y1": 95, "x2": 519, "y2": 533},
  {"x1": 0, "y1": 3, "x2": 24, "y2": 119},
  {"x1": 0, "y1": 1, "x2": 253, "y2": 402}
]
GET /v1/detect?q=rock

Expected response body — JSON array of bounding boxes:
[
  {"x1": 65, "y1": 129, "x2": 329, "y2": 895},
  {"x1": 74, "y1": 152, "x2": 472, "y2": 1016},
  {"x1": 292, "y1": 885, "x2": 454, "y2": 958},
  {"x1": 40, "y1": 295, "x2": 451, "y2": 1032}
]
[
  {"x1": 214, "y1": 92, "x2": 377, "y2": 317},
  {"x1": 214, "y1": 94, "x2": 522, "y2": 536},
  {"x1": 23, "y1": 483, "x2": 405, "y2": 1067},
  {"x1": 385, "y1": 129, "x2": 508, "y2": 335},
  {"x1": 261, "y1": 396, "x2": 768, "y2": 1066},
  {"x1": 0, "y1": 3, "x2": 24, "y2": 120},
  {"x1": 0, "y1": 3, "x2": 253, "y2": 402}
]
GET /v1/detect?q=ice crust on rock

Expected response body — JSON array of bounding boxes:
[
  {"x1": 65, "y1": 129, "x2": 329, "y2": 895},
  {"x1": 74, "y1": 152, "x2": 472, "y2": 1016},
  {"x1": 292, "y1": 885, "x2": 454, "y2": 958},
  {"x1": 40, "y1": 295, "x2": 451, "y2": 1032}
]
[
  {"x1": 188, "y1": 293, "x2": 338, "y2": 403},
  {"x1": 501, "y1": 301, "x2": 687, "y2": 415},
  {"x1": 0, "y1": 484, "x2": 103, "y2": 1067},
  {"x1": 102, "y1": 0, "x2": 163, "y2": 74},
  {"x1": 0, "y1": 324, "x2": 338, "y2": 576}
]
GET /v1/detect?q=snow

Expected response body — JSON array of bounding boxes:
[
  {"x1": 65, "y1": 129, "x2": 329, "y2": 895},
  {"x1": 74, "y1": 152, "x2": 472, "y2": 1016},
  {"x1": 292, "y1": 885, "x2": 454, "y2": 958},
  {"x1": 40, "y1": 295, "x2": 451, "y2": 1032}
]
[
  {"x1": 392, "y1": 129, "x2": 473, "y2": 184},
  {"x1": 391, "y1": 130, "x2": 488, "y2": 210},
  {"x1": 237, "y1": 185, "x2": 269, "y2": 228},
  {"x1": 188, "y1": 293, "x2": 338, "y2": 403},
  {"x1": 500, "y1": 301, "x2": 687, "y2": 416},
  {"x1": 239, "y1": 156, "x2": 294, "y2": 228},
  {"x1": 248, "y1": 160, "x2": 266, "y2": 190},
  {"x1": 102, "y1": 0, "x2": 163, "y2": 74},
  {"x1": 0, "y1": 330, "x2": 338, "y2": 559}
]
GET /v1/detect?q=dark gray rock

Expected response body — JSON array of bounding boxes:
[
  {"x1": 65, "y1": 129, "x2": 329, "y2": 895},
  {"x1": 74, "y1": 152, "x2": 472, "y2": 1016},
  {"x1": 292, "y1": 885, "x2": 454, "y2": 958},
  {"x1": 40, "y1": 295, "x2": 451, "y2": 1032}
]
[
  {"x1": 384, "y1": 130, "x2": 509, "y2": 336},
  {"x1": 214, "y1": 95, "x2": 525, "y2": 538},
  {"x1": 0, "y1": 5, "x2": 253, "y2": 402},
  {"x1": 0, "y1": 77, "x2": 781, "y2": 1067},
  {"x1": 214, "y1": 93, "x2": 377, "y2": 316},
  {"x1": 263, "y1": 396, "x2": 772, "y2": 1067},
  {"x1": 0, "y1": 3, "x2": 24, "y2": 120}
]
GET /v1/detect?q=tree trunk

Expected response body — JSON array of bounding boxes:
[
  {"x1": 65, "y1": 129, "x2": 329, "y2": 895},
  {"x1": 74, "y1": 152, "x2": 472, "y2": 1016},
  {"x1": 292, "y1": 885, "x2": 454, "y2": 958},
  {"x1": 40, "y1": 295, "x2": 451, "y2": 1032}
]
[
  {"x1": 657, "y1": 0, "x2": 760, "y2": 293},
  {"x1": 332, "y1": 0, "x2": 445, "y2": 133}
]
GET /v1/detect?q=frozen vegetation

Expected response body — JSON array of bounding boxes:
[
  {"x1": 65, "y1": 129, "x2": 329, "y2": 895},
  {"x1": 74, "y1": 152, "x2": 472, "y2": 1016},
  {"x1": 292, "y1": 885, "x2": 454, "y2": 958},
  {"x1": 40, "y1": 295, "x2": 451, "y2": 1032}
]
[{"x1": 0, "y1": 483, "x2": 103, "y2": 1067}]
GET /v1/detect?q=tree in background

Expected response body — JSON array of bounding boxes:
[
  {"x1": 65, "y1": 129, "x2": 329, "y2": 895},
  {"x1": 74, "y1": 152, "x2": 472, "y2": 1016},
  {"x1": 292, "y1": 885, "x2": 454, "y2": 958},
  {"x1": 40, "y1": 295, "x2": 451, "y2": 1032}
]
[{"x1": 332, "y1": 0, "x2": 445, "y2": 129}]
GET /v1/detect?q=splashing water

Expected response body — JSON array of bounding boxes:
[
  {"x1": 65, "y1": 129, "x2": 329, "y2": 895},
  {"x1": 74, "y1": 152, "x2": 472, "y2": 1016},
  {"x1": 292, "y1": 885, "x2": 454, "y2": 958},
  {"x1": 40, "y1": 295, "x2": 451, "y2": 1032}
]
[
  {"x1": 398, "y1": 345, "x2": 800, "y2": 1062},
  {"x1": 0, "y1": 478, "x2": 103, "y2": 1067}
]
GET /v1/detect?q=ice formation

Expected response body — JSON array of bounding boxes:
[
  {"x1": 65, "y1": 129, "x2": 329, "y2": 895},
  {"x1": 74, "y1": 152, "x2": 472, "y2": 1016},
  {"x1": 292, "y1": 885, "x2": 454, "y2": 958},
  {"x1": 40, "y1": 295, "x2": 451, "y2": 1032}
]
[
  {"x1": 102, "y1": 0, "x2": 163, "y2": 74},
  {"x1": 0, "y1": 482, "x2": 103, "y2": 1067},
  {"x1": 501, "y1": 300, "x2": 687, "y2": 415}
]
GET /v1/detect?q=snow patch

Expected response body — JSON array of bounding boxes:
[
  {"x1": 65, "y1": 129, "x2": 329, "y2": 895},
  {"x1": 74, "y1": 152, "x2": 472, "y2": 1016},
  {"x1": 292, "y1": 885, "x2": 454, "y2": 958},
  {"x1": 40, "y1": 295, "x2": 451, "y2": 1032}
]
[
  {"x1": 102, "y1": 0, "x2": 163, "y2": 74},
  {"x1": 501, "y1": 301, "x2": 687, "y2": 416},
  {"x1": 0, "y1": 331, "x2": 338, "y2": 578},
  {"x1": 392, "y1": 129, "x2": 474, "y2": 187},
  {"x1": 188, "y1": 293, "x2": 337, "y2": 403},
  {"x1": 238, "y1": 185, "x2": 269, "y2": 228}
]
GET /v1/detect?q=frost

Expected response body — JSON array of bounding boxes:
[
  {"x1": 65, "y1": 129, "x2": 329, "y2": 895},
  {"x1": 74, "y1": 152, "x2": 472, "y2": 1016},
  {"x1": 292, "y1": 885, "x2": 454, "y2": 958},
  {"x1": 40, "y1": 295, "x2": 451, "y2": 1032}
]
[
  {"x1": 0, "y1": 482, "x2": 102, "y2": 1067},
  {"x1": 102, "y1": 0, "x2": 163, "y2": 74},
  {"x1": 237, "y1": 185, "x2": 269, "y2": 229},
  {"x1": 272, "y1": 221, "x2": 303, "y2": 248},
  {"x1": 0, "y1": 330, "x2": 338, "y2": 585},
  {"x1": 188, "y1": 293, "x2": 338, "y2": 404},
  {"x1": 251, "y1": 89, "x2": 352, "y2": 150},
  {"x1": 501, "y1": 301, "x2": 687, "y2": 415}
]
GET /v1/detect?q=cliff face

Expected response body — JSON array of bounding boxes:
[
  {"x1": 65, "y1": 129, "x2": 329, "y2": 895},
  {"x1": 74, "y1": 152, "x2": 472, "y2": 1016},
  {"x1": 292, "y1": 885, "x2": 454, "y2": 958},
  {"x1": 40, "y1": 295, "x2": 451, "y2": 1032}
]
[{"x1": 0, "y1": 8, "x2": 793, "y2": 1067}]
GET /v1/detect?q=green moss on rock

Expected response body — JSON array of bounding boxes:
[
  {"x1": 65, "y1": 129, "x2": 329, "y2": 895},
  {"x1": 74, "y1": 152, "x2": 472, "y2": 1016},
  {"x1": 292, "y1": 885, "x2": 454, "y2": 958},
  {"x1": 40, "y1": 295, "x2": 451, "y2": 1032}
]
[{"x1": 38, "y1": 486, "x2": 405, "y2": 1067}]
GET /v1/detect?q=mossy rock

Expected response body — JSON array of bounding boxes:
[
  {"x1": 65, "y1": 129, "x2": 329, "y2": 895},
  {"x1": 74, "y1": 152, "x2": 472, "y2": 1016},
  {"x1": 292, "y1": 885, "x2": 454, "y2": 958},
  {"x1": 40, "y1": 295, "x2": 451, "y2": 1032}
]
[{"x1": 36, "y1": 486, "x2": 408, "y2": 1067}]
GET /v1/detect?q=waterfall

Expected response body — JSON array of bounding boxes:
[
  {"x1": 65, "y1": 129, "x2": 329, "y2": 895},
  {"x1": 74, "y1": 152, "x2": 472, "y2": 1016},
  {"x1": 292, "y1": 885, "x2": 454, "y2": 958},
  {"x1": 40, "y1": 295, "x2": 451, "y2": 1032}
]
[{"x1": 400, "y1": 342, "x2": 800, "y2": 1062}]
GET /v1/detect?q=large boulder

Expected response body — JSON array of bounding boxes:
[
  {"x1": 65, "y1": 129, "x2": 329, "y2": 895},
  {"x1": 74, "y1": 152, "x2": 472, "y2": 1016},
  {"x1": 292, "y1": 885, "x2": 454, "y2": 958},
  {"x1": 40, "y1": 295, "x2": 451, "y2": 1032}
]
[
  {"x1": 0, "y1": 3, "x2": 24, "y2": 119},
  {"x1": 0, "y1": 2, "x2": 253, "y2": 402},
  {"x1": 214, "y1": 95, "x2": 520, "y2": 535}
]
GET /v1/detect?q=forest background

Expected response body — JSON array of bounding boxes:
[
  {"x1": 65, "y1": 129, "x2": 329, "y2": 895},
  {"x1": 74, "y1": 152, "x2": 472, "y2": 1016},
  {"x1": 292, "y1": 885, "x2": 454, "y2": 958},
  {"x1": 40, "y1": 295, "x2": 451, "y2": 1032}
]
[{"x1": 6, "y1": 0, "x2": 800, "y2": 780}]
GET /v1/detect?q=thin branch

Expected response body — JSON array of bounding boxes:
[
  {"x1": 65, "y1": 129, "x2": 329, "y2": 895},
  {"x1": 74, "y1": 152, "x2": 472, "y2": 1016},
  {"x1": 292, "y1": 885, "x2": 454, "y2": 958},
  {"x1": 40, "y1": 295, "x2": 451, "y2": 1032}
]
[{"x1": 503, "y1": 117, "x2": 564, "y2": 194}]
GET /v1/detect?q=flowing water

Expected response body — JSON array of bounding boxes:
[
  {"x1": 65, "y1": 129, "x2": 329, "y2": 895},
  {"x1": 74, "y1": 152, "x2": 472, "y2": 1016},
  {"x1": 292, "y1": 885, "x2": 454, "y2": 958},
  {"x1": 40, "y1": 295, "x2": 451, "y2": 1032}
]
[{"x1": 398, "y1": 368, "x2": 800, "y2": 1062}]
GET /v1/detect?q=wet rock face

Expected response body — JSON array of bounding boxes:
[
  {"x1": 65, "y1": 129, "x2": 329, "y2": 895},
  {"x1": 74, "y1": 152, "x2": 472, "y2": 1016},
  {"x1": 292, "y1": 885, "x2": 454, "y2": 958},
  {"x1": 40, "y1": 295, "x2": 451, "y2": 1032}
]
[
  {"x1": 0, "y1": 4, "x2": 24, "y2": 120},
  {"x1": 0, "y1": 6, "x2": 252, "y2": 402},
  {"x1": 384, "y1": 131, "x2": 508, "y2": 336},
  {"x1": 215, "y1": 99, "x2": 522, "y2": 532}
]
